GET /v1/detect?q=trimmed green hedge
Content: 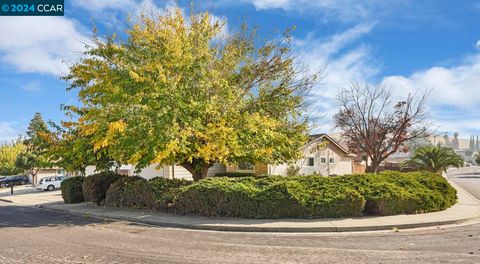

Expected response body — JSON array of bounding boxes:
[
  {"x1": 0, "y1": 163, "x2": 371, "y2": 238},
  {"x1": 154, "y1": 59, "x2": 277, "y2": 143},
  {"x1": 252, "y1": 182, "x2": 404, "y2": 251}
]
[
  {"x1": 336, "y1": 171, "x2": 457, "y2": 215},
  {"x1": 173, "y1": 176, "x2": 365, "y2": 218},
  {"x1": 104, "y1": 177, "x2": 191, "y2": 211},
  {"x1": 82, "y1": 171, "x2": 123, "y2": 205},
  {"x1": 104, "y1": 176, "x2": 147, "y2": 208},
  {"x1": 61, "y1": 176, "x2": 84, "y2": 204},
  {"x1": 145, "y1": 177, "x2": 192, "y2": 211},
  {"x1": 100, "y1": 171, "x2": 457, "y2": 219},
  {"x1": 173, "y1": 171, "x2": 457, "y2": 218}
]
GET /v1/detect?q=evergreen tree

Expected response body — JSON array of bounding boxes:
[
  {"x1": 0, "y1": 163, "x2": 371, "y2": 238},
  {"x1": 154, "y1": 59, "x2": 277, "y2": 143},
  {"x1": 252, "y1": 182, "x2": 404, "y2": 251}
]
[
  {"x1": 476, "y1": 135, "x2": 479, "y2": 152},
  {"x1": 452, "y1": 132, "x2": 459, "y2": 150},
  {"x1": 443, "y1": 134, "x2": 450, "y2": 147},
  {"x1": 16, "y1": 113, "x2": 51, "y2": 184},
  {"x1": 24, "y1": 112, "x2": 49, "y2": 150}
]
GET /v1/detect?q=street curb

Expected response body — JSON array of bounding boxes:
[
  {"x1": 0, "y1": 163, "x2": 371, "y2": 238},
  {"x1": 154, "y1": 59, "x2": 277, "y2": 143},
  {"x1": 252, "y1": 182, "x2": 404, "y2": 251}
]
[
  {"x1": 32, "y1": 180, "x2": 480, "y2": 233},
  {"x1": 36, "y1": 203, "x2": 480, "y2": 233}
]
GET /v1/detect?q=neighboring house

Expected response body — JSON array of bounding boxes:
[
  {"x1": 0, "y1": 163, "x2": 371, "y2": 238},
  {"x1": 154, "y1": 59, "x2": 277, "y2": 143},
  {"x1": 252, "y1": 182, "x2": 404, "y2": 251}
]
[
  {"x1": 227, "y1": 134, "x2": 358, "y2": 176},
  {"x1": 270, "y1": 134, "x2": 357, "y2": 176},
  {"x1": 378, "y1": 152, "x2": 411, "y2": 172},
  {"x1": 30, "y1": 167, "x2": 68, "y2": 184},
  {"x1": 84, "y1": 163, "x2": 226, "y2": 180},
  {"x1": 83, "y1": 134, "x2": 359, "y2": 180}
]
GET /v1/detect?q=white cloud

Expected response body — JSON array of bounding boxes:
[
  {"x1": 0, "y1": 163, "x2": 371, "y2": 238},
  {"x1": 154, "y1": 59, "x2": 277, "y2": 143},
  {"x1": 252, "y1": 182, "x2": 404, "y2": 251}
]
[
  {"x1": 295, "y1": 23, "x2": 377, "y2": 95},
  {"x1": 73, "y1": 0, "x2": 230, "y2": 41},
  {"x1": 242, "y1": 0, "x2": 409, "y2": 23},
  {"x1": 248, "y1": 0, "x2": 292, "y2": 10},
  {"x1": 296, "y1": 22, "x2": 480, "y2": 135},
  {"x1": 292, "y1": 23, "x2": 379, "y2": 131},
  {"x1": 381, "y1": 54, "x2": 480, "y2": 107},
  {"x1": 0, "y1": 16, "x2": 90, "y2": 75},
  {"x1": 21, "y1": 81, "x2": 41, "y2": 92},
  {"x1": 71, "y1": 0, "x2": 138, "y2": 12},
  {"x1": 381, "y1": 53, "x2": 480, "y2": 134},
  {"x1": 71, "y1": 0, "x2": 174, "y2": 32},
  {"x1": 476, "y1": 40, "x2": 480, "y2": 50},
  {"x1": 0, "y1": 122, "x2": 20, "y2": 143},
  {"x1": 72, "y1": 0, "x2": 174, "y2": 14}
]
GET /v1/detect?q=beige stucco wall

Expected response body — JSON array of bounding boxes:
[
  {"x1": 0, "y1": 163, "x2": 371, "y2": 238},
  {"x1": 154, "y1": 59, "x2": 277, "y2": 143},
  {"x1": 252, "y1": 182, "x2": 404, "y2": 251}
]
[
  {"x1": 269, "y1": 139, "x2": 353, "y2": 176},
  {"x1": 84, "y1": 163, "x2": 226, "y2": 180},
  {"x1": 269, "y1": 163, "x2": 288, "y2": 176},
  {"x1": 298, "y1": 141, "x2": 352, "y2": 176}
]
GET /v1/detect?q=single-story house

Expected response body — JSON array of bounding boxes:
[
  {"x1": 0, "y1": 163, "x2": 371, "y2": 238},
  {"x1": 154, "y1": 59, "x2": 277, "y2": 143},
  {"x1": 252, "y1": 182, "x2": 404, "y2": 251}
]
[
  {"x1": 29, "y1": 167, "x2": 68, "y2": 184},
  {"x1": 259, "y1": 133, "x2": 358, "y2": 176},
  {"x1": 84, "y1": 133, "x2": 359, "y2": 179},
  {"x1": 84, "y1": 163, "x2": 226, "y2": 180}
]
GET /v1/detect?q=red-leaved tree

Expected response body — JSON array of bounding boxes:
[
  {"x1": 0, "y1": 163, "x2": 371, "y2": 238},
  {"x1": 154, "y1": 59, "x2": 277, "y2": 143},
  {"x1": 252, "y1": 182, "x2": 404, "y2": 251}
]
[{"x1": 334, "y1": 83, "x2": 431, "y2": 173}]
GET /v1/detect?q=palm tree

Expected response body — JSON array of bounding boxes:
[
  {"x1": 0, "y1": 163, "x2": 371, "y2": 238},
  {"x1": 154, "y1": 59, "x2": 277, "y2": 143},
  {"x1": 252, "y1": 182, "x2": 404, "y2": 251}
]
[{"x1": 402, "y1": 146, "x2": 464, "y2": 174}]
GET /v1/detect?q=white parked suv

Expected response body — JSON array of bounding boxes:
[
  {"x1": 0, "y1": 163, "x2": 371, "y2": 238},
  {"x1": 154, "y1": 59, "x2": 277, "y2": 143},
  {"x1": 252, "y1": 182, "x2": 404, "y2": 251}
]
[{"x1": 37, "y1": 176, "x2": 67, "y2": 191}]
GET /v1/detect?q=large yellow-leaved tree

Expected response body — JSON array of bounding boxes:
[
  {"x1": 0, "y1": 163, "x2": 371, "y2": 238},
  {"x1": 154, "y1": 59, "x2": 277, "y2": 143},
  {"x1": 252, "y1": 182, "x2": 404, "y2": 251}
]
[{"x1": 62, "y1": 9, "x2": 318, "y2": 181}]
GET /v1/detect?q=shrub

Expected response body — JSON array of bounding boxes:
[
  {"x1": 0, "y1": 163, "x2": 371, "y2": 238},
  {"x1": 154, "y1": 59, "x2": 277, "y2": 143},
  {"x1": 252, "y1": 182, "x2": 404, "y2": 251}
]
[
  {"x1": 104, "y1": 176, "x2": 147, "y2": 208},
  {"x1": 381, "y1": 171, "x2": 457, "y2": 213},
  {"x1": 82, "y1": 171, "x2": 123, "y2": 205},
  {"x1": 104, "y1": 177, "x2": 192, "y2": 211},
  {"x1": 213, "y1": 172, "x2": 256, "y2": 178},
  {"x1": 337, "y1": 171, "x2": 457, "y2": 215},
  {"x1": 144, "y1": 177, "x2": 192, "y2": 211},
  {"x1": 61, "y1": 176, "x2": 84, "y2": 204},
  {"x1": 174, "y1": 171, "x2": 456, "y2": 219},
  {"x1": 103, "y1": 171, "x2": 456, "y2": 219},
  {"x1": 173, "y1": 177, "x2": 259, "y2": 217},
  {"x1": 174, "y1": 176, "x2": 365, "y2": 218}
]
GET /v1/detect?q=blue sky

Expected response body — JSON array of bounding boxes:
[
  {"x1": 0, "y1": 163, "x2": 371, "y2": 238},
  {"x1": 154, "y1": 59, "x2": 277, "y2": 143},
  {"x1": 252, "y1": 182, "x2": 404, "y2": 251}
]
[{"x1": 1, "y1": 0, "x2": 480, "y2": 142}]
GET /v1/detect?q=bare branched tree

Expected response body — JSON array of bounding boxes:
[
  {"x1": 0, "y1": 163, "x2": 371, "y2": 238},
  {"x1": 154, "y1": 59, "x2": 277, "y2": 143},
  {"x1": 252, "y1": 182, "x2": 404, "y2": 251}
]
[{"x1": 334, "y1": 83, "x2": 431, "y2": 173}]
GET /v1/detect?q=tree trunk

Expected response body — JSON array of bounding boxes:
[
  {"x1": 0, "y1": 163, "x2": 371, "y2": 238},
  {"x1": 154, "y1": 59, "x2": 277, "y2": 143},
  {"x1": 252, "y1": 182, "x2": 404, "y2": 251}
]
[
  {"x1": 32, "y1": 169, "x2": 40, "y2": 186},
  {"x1": 181, "y1": 159, "x2": 212, "y2": 181},
  {"x1": 367, "y1": 159, "x2": 381, "y2": 173}
]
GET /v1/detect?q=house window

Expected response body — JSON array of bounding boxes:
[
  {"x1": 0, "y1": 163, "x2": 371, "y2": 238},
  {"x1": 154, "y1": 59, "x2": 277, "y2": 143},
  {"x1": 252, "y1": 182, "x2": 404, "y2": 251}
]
[
  {"x1": 57, "y1": 169, "x2": 65, "y2": 176},
  {"x1": 304, "y1": 157, "x2": 314, "y2": 167},
  {"x1": 238, "y1": 162, "x2": 254, "y2": 171},
  {"x1": 320, "y1": 157, "x2": 326, "y2": 164},
  {"x1": 329, "y1": 158, "x2": 335, "y2": 163}
]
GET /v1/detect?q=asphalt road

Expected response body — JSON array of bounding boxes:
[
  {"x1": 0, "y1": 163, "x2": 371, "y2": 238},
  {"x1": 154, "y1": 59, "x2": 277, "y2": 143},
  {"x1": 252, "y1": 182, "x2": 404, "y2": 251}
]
[
  {"x1": 447, "y1": 166, "x2": 480, "y2": 200},
  {"x1": 0, "y1": 168, "x2": 480, "y2": 263}
]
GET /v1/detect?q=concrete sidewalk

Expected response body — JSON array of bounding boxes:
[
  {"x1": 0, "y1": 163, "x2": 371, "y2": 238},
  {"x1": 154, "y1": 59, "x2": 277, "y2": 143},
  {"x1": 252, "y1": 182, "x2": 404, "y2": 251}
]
[
  {"x1": 3, "y1": 181, "x2": 480, "y2": 232},
  {"x1": 0, "y1": 185, "x2": 39, "y2": 197}
]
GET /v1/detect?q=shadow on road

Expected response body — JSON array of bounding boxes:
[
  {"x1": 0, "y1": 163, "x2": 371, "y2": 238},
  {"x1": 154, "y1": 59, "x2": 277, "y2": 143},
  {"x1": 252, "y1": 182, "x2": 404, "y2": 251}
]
[
  {"x1": 456, "y1": 176, "x2": 480, "y2": 179},
  {"x1": 0, "y1": 203, "x2": 108, "y2": 229}
]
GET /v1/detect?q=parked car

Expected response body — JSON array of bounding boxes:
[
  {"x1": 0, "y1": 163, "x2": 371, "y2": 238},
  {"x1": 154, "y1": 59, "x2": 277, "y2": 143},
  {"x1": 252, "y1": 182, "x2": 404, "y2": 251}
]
[
  {"x1": 0, "y1": 175, "x2": 29, "y2": 188},
  {"x1": 37, "y1": 176, "x2": 67, "y2": 191}
]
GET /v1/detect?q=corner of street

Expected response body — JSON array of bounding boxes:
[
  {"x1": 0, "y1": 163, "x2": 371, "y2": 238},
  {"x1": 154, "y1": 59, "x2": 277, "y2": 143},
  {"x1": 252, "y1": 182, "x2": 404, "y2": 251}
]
[{"x1": 2, "y1": 167, "x2": 480, "y2": 263}]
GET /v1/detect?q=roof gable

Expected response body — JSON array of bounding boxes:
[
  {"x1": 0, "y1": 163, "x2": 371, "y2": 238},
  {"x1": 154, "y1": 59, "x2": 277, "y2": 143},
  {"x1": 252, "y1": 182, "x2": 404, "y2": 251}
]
[{"x1": 306, "y1": 134, "x2": 354, "y2": 156}]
